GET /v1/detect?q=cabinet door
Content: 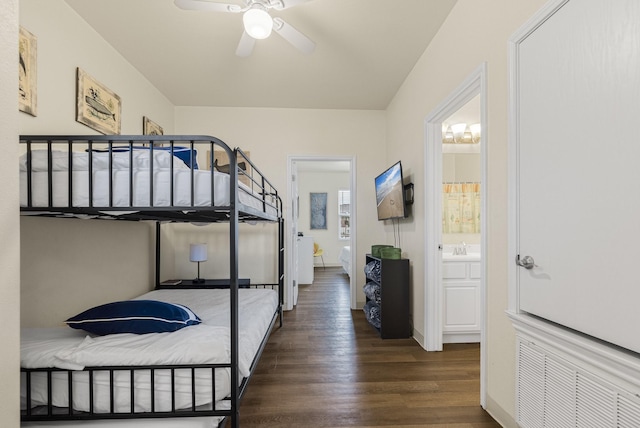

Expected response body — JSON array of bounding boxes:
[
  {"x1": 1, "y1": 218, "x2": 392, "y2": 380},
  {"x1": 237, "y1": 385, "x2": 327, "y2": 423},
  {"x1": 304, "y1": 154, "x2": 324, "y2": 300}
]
[{"x1": 443, "y1": 281, "x2": 480, "y2": 332}]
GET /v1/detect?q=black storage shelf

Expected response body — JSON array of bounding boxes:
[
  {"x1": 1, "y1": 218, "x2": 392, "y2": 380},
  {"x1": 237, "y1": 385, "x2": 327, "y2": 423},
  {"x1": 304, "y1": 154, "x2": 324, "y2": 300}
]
[{"x1": 364, "y1": 254, "x2": 410, "y2": 339}]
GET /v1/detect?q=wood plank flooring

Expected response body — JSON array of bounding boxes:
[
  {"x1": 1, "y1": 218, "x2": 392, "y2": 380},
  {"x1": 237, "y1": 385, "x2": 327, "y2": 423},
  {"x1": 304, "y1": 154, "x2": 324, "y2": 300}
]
[{"x1": 233, "y1": 267, "x2": 501, "y2": 427}]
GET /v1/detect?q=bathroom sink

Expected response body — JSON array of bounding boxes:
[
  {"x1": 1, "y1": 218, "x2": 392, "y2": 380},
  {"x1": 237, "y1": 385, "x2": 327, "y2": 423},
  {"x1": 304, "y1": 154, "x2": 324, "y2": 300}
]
[
  {"x1": 442, "y1": 244, "x2": 481, "y2": 261},
  {"x1": 442, "y1": 252, "x2": 481, "y2": 261}
]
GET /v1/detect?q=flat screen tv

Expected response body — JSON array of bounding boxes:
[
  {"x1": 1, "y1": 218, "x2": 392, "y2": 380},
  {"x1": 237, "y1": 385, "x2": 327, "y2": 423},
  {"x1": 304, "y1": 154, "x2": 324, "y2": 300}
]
[{"x1": 375, "y1": 161, "x2": 407, "y2": 221}]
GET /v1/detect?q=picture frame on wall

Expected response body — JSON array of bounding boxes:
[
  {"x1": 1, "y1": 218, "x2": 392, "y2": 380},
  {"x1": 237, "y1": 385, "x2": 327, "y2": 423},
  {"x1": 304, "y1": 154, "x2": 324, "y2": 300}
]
[
  {"x1": 76, "y1": 67, "x2": 121, "y2": 135},
  {"x1": 143, "y1": 116, "x2": 164, "y2": 136},
  {"x1": 18, "y1": 26, "x2": 37, "y2": 117},
  {"x1": 209, "y1": 150, "x2": 252, "y2": 186},
  {"x1": 310, "y1": 192, "x2": 328, "y2": 230}
]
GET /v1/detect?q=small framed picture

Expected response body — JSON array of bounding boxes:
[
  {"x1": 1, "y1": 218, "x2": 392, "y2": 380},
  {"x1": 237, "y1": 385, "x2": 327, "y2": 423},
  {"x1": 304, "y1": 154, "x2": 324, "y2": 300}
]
[
  {"x1": 209, "y1": 150, "x2": 252, "y2": 186},
  {"x1": 19, "y1": 26, "x2": 37, "y2": 116},
  {"x1": 76, "y1": 67, "x2": 121, "y2": 135},
  {"x1": 143, "y1": 116, "x2": 164, "y2": 135},
  {"x1": 310, "y1": 192, "x2": 328, "y2": 230}
]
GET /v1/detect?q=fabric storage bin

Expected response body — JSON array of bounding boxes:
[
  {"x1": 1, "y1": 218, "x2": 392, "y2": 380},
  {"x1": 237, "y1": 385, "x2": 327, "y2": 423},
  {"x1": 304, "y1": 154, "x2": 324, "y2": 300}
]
[
  {"x1": 371, "y1": 244, "x2": 393, "y2": 257},
  {"x1": 380, "y1": 247, "x2": 401, "y2": 259}
]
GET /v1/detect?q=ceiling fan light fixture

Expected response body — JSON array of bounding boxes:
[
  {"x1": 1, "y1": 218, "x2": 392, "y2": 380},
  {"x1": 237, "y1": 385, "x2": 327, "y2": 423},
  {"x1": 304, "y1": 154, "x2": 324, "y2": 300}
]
[{"x1": 243, "y1": 7, "x2": 273, "y2": 39}]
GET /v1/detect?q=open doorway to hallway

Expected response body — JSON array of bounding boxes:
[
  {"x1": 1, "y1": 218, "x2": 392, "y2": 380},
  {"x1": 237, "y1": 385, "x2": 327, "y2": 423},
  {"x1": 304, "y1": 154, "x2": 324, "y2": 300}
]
[{"x1": 286, "y1": 157, "x2": 356, "y2": 311}]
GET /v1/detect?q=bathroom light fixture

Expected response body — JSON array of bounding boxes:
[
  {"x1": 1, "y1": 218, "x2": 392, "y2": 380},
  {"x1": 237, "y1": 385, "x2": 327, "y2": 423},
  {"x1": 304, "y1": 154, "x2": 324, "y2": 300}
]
[
  {"x1": 470, "y1": 123, "x2": 481, "y2": 144},
  {"x1": 189, "y1": 243, "x2": 207, "y2": 284},
  {"x1": 442, "y1": 125, "x2": 454, "y2": 144},
  {"x1": 442, "y1": 123, "x2": 481, "y2": 144},
  {"x1": 451, "y1": 123, "x2": 468, "y2": 144},
  {"x1": 243, "y1": 6, "x2": 273, "y2": 39}
]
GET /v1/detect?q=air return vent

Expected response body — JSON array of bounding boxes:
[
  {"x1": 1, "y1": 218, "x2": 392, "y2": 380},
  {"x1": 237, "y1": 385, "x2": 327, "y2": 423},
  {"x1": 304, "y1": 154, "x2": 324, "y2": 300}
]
[{"x1": 517, "y1": 339, "x2": 640, "y2": 427}]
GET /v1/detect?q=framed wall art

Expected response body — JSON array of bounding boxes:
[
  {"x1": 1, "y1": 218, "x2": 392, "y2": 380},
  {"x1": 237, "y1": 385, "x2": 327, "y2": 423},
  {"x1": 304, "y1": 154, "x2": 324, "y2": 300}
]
[
  {"x1": 76, "y1": 68, "x2": 121, "y2": 135},
  {"x1": 143, "y1": 116, "x2": 163, "y2": 136},
  {"x1": 208, "y1": 150, "x2": 252, "y2": 186},
  {"x1": 18, "y1": 26, "x2": 37, "y2": 116},
  {"x1": 310, "y1": 192, "x2": 327, "y2": 230}
]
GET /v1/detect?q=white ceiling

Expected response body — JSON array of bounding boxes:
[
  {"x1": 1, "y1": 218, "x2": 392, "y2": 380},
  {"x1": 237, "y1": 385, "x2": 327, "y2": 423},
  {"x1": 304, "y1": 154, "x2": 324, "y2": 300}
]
[{"x1": 64, "y1": 0, "x2": 457, "y2": 110}]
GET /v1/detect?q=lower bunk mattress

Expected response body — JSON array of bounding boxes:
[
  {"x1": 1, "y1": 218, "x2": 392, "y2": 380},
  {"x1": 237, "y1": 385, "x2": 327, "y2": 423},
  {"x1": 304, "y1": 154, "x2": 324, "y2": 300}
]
[{"x1": 21, "y1": 288, "x2": 279, "y2": 425}]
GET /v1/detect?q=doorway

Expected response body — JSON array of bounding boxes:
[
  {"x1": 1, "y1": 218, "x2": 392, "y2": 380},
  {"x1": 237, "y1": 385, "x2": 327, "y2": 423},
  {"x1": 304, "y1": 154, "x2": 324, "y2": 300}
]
[
  {"x1": 286, "y1": 156, "x2": 357, "y2": 311},
  {"x1": 424, "y1": 63, "x2": 487, "y2": 406}
]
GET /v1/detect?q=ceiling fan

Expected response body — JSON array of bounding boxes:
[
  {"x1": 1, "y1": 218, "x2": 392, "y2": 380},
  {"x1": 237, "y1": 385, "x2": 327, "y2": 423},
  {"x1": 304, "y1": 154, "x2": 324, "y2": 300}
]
[{"x1": 174, "y1": 0, "x2": 316, "y2": 57}]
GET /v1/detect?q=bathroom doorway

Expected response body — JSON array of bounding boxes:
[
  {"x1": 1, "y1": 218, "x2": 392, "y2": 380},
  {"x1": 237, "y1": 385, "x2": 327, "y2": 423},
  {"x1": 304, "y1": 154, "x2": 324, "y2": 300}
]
[{"x1": 424, "y1": 63, "x2": 487, "y2": 406}]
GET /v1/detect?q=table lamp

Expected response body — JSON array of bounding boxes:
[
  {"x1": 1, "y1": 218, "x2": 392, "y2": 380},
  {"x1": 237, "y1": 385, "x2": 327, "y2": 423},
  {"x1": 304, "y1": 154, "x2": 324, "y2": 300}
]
[{"x1": 189, "y1": 243, "x2": 207, "y2": 284}]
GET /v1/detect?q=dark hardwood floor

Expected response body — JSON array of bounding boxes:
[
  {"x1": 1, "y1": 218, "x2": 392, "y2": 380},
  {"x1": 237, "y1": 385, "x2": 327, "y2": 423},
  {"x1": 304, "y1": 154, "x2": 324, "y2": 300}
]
[{"x1": 233, "y1": 267, "x2": 500, "y2": 427}]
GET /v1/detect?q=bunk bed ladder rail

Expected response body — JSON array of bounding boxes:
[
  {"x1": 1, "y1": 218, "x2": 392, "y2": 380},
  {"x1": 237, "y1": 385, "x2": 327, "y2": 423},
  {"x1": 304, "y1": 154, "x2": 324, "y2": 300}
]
[{"x1": 21, "y1": 363, "x2": 232, "y2": 421}]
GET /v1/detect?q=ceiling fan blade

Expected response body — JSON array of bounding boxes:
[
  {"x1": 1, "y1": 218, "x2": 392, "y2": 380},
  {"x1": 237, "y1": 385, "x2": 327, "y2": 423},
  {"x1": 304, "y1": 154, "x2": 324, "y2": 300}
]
[
  {"x1": 271, "y1": 0, "x2": 314, "y2": 10},
  {"x1": 174, "y1": 0, "x2": 242, "y2": 13},
  {"x1": 236, "y1": 31, "x2": 256, "y2": 57},
  {"x1": 272, "y1": 17, "x2": 315, "y2": 54}
]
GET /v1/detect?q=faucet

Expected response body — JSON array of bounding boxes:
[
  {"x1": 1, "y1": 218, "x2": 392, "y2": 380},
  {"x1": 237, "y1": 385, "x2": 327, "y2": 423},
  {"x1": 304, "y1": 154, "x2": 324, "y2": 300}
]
[{"x1": 452, "y1": 241, "x2": 467, "y2": 256}]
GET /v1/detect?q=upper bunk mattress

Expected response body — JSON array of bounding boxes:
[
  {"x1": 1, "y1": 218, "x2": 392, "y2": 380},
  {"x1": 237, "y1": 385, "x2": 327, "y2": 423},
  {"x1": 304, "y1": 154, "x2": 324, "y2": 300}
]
[{"x1": 19, "y1": 149, "x2": 277, "y2": 217}]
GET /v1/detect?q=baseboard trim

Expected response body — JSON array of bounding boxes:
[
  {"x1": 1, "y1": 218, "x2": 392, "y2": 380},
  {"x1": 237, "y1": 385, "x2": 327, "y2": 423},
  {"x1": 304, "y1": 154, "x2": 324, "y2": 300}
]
[{"x1": 484, "y1": 394, "x2": 517, "y2": 428}]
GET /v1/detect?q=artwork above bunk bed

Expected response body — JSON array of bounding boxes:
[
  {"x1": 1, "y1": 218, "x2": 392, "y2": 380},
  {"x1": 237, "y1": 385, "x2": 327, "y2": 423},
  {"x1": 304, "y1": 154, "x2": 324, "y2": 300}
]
[{"x1": 19, "y1": 135, "x2": 285, "y2": 428}]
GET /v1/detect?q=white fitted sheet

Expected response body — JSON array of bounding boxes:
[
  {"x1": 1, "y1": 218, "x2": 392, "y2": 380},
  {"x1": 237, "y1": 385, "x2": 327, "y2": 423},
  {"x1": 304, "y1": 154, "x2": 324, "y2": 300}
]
[
  {"x1": 21, "y1": 288, "x2": 278, "y2": 415},
  {"x1": 19, "y1": 150, "x2": 276, "y2": 216}
]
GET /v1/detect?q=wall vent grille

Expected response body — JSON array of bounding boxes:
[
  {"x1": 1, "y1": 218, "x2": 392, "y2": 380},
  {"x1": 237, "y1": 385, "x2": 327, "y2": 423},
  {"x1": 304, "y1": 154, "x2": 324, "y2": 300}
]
[
  {"x1": 518, "y1": 341, "x2": 544, "y2": 428},
  {"x1": 517, "y1": 339, "x2": 640, "y2": 427},
  {"x1": 544, "y1": 357, "x2": 575, "y2": 427},
  {"x1": 618, "y1": 394, "x2": 640, "y2": 427}
]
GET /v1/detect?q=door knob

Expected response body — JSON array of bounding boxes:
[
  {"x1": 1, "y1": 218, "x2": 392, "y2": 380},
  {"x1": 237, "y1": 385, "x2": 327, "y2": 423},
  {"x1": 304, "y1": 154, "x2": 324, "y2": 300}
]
[{"x1": 516, "y1": 255, "x2": 537, "y2": 269}]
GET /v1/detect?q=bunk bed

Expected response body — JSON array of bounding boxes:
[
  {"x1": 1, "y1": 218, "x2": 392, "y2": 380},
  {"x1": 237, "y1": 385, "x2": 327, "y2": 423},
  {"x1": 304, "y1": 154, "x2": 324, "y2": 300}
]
[{"x1": 19, "y1": 135, "x2": 284, "y2": 428}]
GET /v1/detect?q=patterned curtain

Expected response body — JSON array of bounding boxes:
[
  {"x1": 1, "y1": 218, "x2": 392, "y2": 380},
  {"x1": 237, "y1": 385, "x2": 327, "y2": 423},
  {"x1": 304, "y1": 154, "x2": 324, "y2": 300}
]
[{"x1": 443, "y1": 183, "x2": 481, "y2": 233}]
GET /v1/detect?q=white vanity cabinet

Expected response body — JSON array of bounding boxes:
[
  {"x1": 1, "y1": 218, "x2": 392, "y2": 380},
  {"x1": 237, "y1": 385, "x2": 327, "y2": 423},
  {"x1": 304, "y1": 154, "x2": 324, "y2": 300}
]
[{"x1": 442, "y1": 256, "x2": 481, "y2": 343}]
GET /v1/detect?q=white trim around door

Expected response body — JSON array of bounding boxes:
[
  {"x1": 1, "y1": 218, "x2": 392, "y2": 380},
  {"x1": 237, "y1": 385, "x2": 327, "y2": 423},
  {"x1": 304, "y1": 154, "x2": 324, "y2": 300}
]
[
  {"x1": 286, "y1": 155, "x2": 357, "y2": 311},
  {"x1": 424, "y1": 62, "x2": 488, "y2": 407}
]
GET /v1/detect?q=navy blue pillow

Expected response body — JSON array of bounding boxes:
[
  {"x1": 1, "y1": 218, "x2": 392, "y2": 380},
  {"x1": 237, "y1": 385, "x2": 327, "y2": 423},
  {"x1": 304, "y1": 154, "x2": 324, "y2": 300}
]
[
  {"x1": 66, "y1": 300, "x2": 201, "y2": 336},
  {"x1": 151, "y1": 146, "x2": 199, "y2": 169}
]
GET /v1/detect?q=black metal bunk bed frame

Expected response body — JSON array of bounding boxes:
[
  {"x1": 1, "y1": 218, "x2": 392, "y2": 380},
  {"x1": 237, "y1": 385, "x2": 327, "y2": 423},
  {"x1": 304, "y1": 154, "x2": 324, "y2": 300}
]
[{"x1": 19, "y1": 135, "x2": 285, "y2": 428}]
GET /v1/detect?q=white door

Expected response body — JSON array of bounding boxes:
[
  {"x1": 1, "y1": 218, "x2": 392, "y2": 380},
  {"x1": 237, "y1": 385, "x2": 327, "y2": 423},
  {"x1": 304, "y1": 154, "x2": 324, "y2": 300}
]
[
  {"x1": 514, "y1": 0, "x2": 640, "y2": 354},
  {"x1": 290, "y1": 161, "x2": 300, "y2": 306}
]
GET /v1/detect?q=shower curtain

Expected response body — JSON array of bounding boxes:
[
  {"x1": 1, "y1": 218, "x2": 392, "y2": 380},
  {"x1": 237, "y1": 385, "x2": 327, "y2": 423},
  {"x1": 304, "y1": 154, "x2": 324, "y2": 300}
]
[{"x1": 442, "y1": 182, "x2": 480, "y2": 234}]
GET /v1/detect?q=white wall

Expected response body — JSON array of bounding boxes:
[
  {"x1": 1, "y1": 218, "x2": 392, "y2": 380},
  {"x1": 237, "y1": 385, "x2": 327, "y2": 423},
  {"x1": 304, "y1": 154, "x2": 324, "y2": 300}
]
[
  {"x1": 175, "y1": 107, "x2": 387, "y2": 304},
  {"x1": 385, "y1": 0, "x2": 547, "y2": 425},
  {"x1": 19, "y1": 0, "x2": 174, "y2": 136},
  {"x1": 297, "y1": 170, "x2": 350, "y2": 267},
  {"x1": 0, "y1": 1, "x2": 21, "y2": 425},
  {"x1": 19, "y1": 0, "x2": 176, "y2": 326},
  {"x1": 165, "y1": 222, "x2": 280, "y2": 285}
]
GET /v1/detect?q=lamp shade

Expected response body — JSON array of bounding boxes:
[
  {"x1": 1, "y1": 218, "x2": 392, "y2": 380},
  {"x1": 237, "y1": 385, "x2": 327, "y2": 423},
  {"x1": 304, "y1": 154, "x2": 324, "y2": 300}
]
[
  {"x1": 243, "y1": 8, "x2": 273, "y2": 39},
  {"x1": 189, "y1": 243, "x2": 208, "y2": 262}
]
